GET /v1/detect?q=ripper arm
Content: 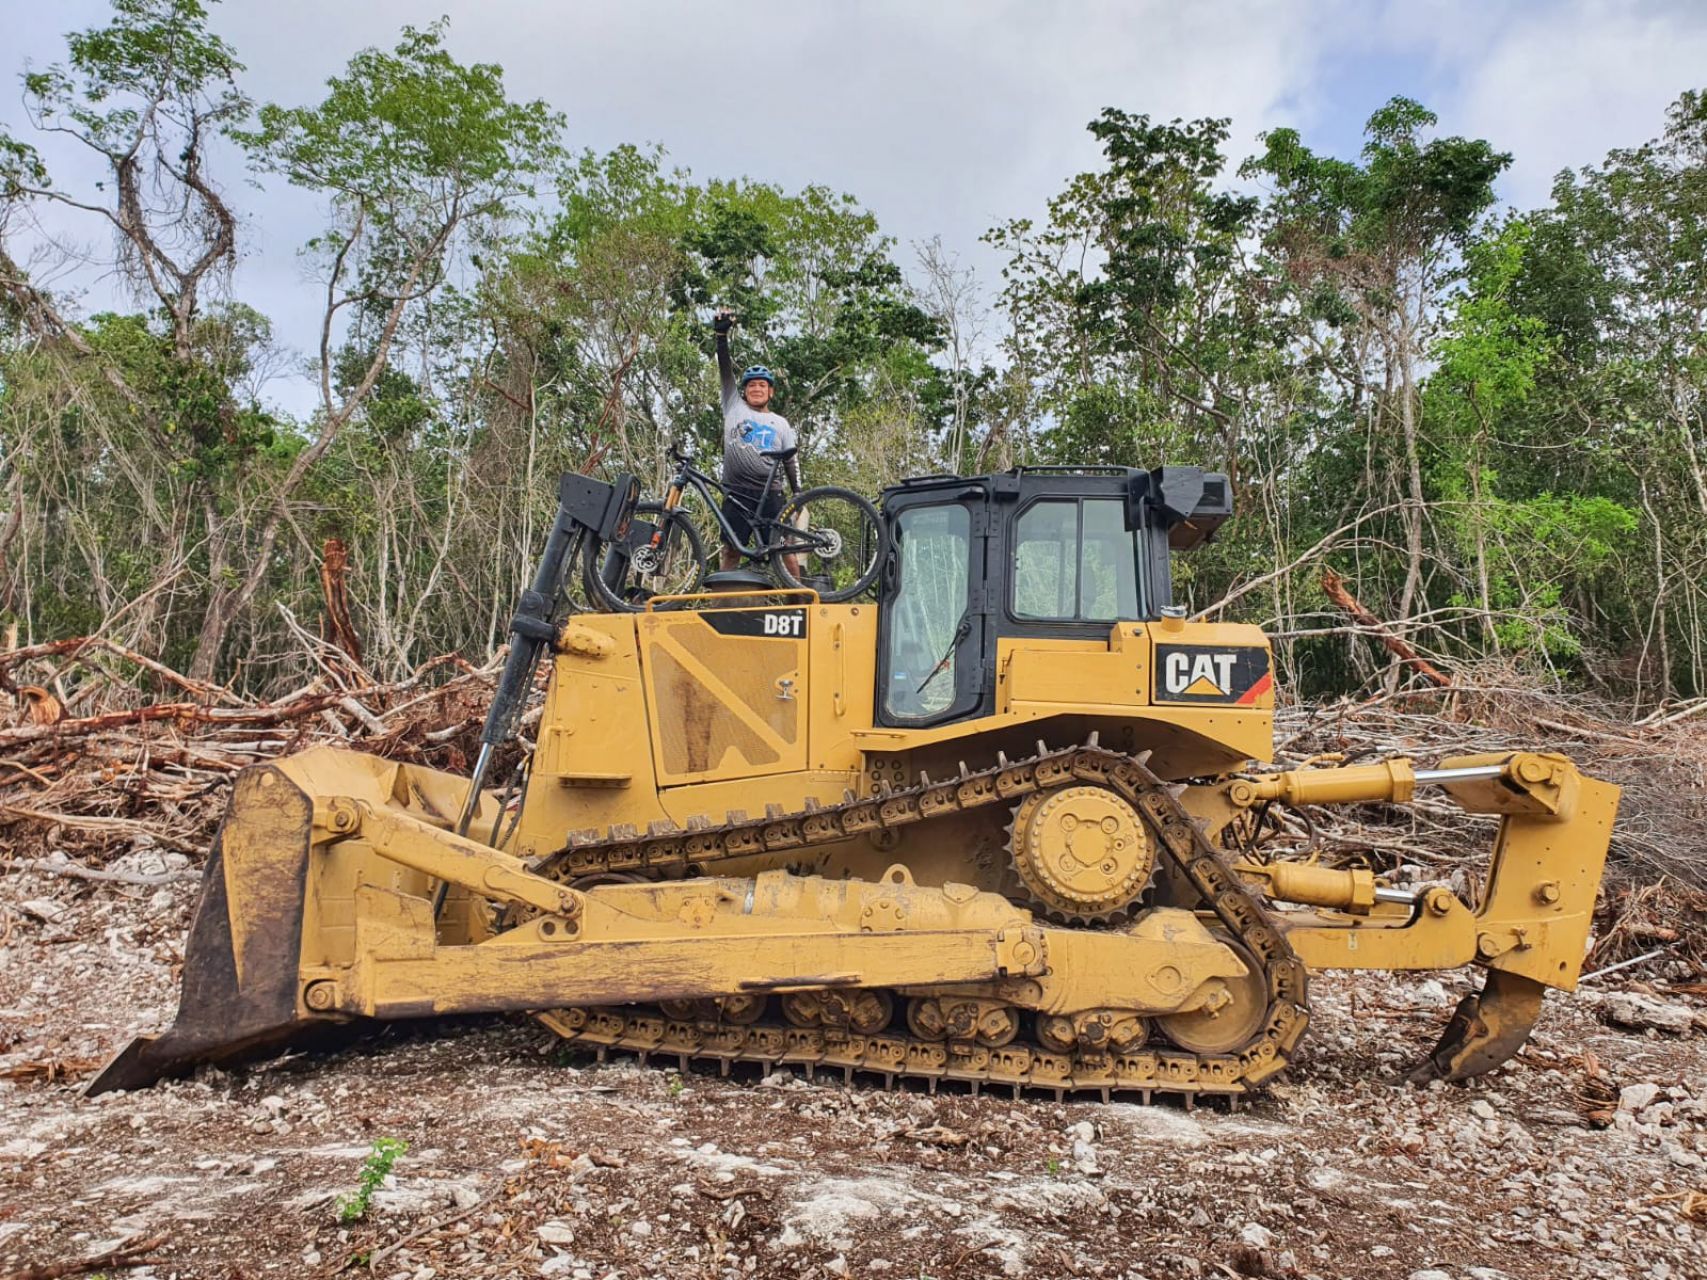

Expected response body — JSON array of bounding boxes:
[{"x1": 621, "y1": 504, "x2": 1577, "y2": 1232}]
[
  {"x1": 1222, "y1": 752, "x2": 1616, "y2": 991},
  {"x1": 1214, "y1": 751, "x2": 1618, "y2": 1083}
]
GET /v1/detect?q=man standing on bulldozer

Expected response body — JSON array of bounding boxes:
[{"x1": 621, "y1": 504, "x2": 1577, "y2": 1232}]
[{"x1": 714, "y1": 308, "x2": 802, "y2": 573}]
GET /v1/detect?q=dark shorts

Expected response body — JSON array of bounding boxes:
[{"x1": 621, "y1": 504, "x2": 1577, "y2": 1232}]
[{"x1": 721, "y1": 485, "x2": 785, "y2": 550}]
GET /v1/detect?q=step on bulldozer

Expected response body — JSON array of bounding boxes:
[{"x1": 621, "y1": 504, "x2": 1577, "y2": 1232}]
[{"x1": 90, "y1": 465, "x2": 1620, "y2": 1102}]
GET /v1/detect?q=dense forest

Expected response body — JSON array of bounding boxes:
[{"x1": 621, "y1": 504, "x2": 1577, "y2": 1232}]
[{"x1": 2, "y1": 0, "x2": 1704, "y2": 705}]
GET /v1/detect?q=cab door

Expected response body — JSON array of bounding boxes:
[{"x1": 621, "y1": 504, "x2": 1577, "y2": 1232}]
[
  {"x1": 876, "y1": 495, "x2": 985, "y2": 727},
  {"x1": 637, "y1": 604, "x2": 809, "y2": 785}
]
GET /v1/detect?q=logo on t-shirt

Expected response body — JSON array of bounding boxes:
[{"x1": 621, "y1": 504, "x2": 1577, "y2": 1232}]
[
  {"x1": 740, "y1": 421, "x2": 781, "y2": 451},
  {"x1": 740, "y1": 421, "x2": 781, "y2": 450}
]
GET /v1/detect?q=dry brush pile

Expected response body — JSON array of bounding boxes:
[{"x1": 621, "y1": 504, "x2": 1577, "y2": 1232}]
[
  {"x1": 0, "y1": 633, "x2": 503, "y2": 873},
  {"x1": 1270, "y1": 680, "x2": 1707, "y2": 978}
]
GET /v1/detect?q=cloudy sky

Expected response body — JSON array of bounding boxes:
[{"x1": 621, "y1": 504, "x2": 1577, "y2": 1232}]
[{"x1": 4, "y1": 0, "x2": 1705, "y2": 413}]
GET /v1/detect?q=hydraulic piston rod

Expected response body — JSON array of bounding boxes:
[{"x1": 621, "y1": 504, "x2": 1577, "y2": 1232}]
[
  {"x1": 1233, "y1": 860, "x2": 1420, "y2": 913},
  {"x1": 1230, "y1": 753, "x2": 1578, "y2": 818},
  {"x1": 1414, "y1": 764, "x2": 1505, "y2": 784}
]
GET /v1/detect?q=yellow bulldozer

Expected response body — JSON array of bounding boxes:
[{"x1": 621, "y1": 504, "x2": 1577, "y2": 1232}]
[{"x1": 90, "y1": 464, "x2": 1618, "y2": 1102}]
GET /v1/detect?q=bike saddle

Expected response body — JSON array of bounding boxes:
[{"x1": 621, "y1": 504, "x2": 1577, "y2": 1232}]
[
  {"x1": 760, "y1": 446, "x2": 798, "y2": 462},
  {"x1": 702, "y1": 568, "x2": 776, "y2": 593}
]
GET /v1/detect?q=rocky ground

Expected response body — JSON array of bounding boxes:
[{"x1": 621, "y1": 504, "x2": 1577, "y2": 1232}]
[{"x1": 2, "y1": 856, "x2": 1704, "y2": 1280}]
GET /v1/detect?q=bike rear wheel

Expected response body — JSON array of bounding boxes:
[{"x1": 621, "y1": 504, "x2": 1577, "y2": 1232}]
[
  {"x1": 583, "y1": 501, "x2": 707, "y2": 613},
  {"x1": 770, "y1": 486, "x2": 886, "y2": 602}
]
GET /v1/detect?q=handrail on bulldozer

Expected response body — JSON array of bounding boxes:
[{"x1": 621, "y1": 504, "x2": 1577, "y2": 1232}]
[{"x1": 643, "y1": 585, "x2": 821, "y2": 612}]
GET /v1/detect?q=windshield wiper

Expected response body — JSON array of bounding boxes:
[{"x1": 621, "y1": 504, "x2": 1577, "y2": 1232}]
[{"x1": 915, "y1": 616, "x2": 972, "y2": 696}]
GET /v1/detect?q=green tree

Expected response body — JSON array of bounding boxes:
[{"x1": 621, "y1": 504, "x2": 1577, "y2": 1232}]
[
  {"x1": 493, "y1": 145, "x2": 940, "y2": 490},
  {"x1": 988, "y1": 111, "x2": 1290, "y2": 475},
  {"x1": 1, "y1": 0, "x2": 247, "y2": 361},
  {"x1": 0, "y1": 0, "x2": 269, "y2": 664},
  {"x1": 1244, "y1": 98, "x2": 1509, "y2": 643},
  {"x1": 988, "y1": 110, "x2": 1314, "y2": 638},
  {"x1": 1510, "y1": 90, "x2": 1707, "y2": 698},
  {"x1": 182, "y1": 19, "x2": 565, "y2": 681}
]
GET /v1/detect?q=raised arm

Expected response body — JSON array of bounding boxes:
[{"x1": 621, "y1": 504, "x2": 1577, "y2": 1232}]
[{"x1": 714, "y1": 309, "x2": 737, "y2": 414}]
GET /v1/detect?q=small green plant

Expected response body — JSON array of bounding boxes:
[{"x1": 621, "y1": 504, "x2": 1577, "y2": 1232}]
[
  {"x1": 667, "y1": 1071, "x2": 685, "y2": 1098},
  {"x1": 337, "y1": 1136, "x2": 408, "y2": 1223},
  {"x1": 1045, "y1": 1157, "x2": 1061, "y2": 1176}
]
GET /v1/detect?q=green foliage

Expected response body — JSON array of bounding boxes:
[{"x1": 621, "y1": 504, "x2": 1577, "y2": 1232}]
[
  {"x1": 240, "y1": 20, "x2": 560, "y2": 211},
  {"x1": 1478, "y1": 495, "x2": 1636, "y2": 657},
  {"x1": 237, "y1": 18, "x2": 564, "y2": 342},
  {"x1": 1, "y1": 6, "x2": 1701, "y2": 703},
  {"x1": 83, "y1": 308, "x2": 279, "y2": 480},
  {"x1": 498, "y1": 143, "x2": 940, "y2": 488},
  {"x1": 987, "y1": 106, "x2": 1282, "y2": 476},
  {"x1": 0, "y1": 135, "x2": 47, "y2": 195},
  {"x1": 336, "y1": 1137, "x2": 407, "y2": 1223},
  {"x1": 1080, "y1": 110, "x2": 1258, "y2": 325},
  {"x1": 1246, "y1": 97, "x2": 1510, "y2": 266},
  {"x1": 1433, "y1": 220, "x2": 1555, "y2": 410},
  {"x1": 334, "y1": 348, "x2": 433, "y2": 444},
  {"x1": 18, "y1": 0, "x2": 247, "y2": 155}
]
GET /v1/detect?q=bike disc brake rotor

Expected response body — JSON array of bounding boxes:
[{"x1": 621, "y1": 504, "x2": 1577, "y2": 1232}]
[{"x1": 808, "y1": 528, "x2": 845, "y2": 560}]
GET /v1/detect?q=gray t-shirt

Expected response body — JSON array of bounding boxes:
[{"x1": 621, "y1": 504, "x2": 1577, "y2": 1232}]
[{"x1": 718, "y1": 335, "x2": 799, "y2": 495}]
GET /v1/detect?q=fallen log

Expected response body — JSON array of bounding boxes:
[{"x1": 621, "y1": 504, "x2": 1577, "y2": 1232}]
[
  {"x1": 0, "y1": 636, "x2": 229, "y2": 700},
  {"x1": 10, "y1": 858, "x2": 201, "y2": 886},
  {"x1": 0, "y1": 665, "x2": 485, "y2": 749}
]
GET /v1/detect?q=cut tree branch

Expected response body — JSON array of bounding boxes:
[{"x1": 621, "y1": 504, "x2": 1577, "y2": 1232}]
[{"x1": 1320, "y1": 568, "x2": 1452, "y2": 689}]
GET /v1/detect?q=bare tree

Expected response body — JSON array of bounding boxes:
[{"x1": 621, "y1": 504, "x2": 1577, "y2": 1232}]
[
  {"x1": 0, "y1": 0, "x2": 247, "y2": 363},
  {"x1": 914, "y1": 236, "x2": 987, "y2": 474}
]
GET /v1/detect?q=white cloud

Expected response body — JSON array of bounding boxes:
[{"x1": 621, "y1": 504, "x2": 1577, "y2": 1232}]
[{"x1": 1449, "y1": 0, "x2": 1707, "y2": 206}]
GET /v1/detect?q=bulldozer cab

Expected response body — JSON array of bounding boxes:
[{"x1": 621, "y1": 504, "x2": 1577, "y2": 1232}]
[{"x1": 877, "y1": 466, "x2": 1230, "y2": 727}]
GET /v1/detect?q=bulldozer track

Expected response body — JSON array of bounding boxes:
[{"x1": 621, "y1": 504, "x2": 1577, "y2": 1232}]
[{"x1": 530, "y1": 742, "x2": 1311, "y2": 1099}]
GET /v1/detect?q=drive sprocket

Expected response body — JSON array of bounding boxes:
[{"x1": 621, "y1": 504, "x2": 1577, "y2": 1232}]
[{"x1": 1008, "y1": 783, "x2": 1155, "y2": 923}]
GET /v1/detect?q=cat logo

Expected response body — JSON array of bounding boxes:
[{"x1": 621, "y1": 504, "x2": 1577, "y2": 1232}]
[
  {"x1": 1154, "y1": 644, "x2": 1272, "y2": 705},
  {"x1": 1165, "y1": 650, "x2": 1235, "y2": 696}
]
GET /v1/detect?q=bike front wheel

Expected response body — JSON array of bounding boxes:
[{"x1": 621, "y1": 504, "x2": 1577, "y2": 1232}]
[
  {"x1": 583, "y1": 501, "x2": 707, "y2": 613},
  {"x1": 770, "y1": 486, "x2": 887, "y2": 602}
]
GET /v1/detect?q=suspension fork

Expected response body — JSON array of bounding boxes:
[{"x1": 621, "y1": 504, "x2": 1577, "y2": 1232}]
[{"x1": 644, "y1": 479, "x2": 687, "y2": 550}]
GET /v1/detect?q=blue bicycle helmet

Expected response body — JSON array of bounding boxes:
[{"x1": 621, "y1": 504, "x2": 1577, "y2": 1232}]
[{"x1": 739, "y1": 365, "x2": 775, "y2": 389}]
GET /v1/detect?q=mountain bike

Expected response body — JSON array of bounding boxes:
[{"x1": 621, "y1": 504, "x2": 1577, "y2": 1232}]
[{"x1": 583, "y1": 441, "x2": 887, "y2": 612}]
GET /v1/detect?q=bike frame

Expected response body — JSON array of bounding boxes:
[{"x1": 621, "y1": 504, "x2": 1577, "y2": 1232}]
[{"x1": 646, "y1": 453, "x2": 812, "y2": 562}]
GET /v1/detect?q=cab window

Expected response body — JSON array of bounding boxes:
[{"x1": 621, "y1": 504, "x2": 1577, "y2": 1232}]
[
  {"x1": 884, "y1": 504, "x2": 970, "y2": 720},
  {"x1": 1014, "y1": 497, "x2": 1141, "y2": 621}
]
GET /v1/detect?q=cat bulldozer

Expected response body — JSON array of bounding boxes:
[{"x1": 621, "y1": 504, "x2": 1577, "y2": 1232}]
[{"x1": 90, "y1": 465, "x2": 1619, "y2": 1101}]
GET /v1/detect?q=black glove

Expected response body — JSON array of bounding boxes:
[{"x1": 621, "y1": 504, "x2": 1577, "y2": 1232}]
[{"x1": 713, "y1": 309, "x2": 734, "y2": 335}]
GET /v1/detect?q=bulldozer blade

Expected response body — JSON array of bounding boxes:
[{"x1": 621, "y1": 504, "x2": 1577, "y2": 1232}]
[
  {"x1": 1407, "y1": 968, "x2": 1546, "y2": 1085},
  {"x1": 87, "y1": 765, "x2": 320, "y2": 1096}
]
